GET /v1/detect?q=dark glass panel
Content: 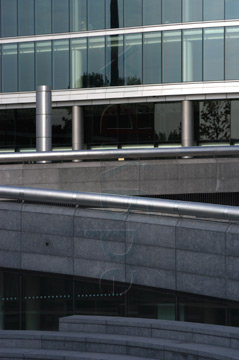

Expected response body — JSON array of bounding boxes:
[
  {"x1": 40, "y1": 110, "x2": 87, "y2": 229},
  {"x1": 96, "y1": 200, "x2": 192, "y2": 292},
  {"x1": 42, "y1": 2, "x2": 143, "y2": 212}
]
[
  {"x1": 124, "y1": 33, "x2": 142, "y2": 85},
  {"x1": 118, "y1": 104, "x2": 138, "y2": 144},
  {"x1": 71, "y1": 38, "x2": 87, "y2": 88},
  {"x1": 52, "y1": 107, "x2": 72, "y2": 148},
  {"x1": 203, "y1": 28, "x2": 224, "y2": 81},
  {"x1": 52, "y1": 0, "x2": 69, "y2": 33},
  {"x1": 225, "y1": 0, "x2": 239, "y2": 19},
  {"x1": 19, "y1": 43, "x2": 35, "y2": 92},
  {"x1": 1, "y1": 0, "x2": 17, "y2": 37},
  {"x1": 106, "y1": 0, "x2": 123, "y2": 28},
  {"x1": 35, "y1": 0, "x2": 52, "y2": 35},
  {"x1": 182, "y1": 0, "x2": 202, "y2": 22},
  {"x1": 143, "y1": 32, "x2": 161, "y2": 84},
  {"x1": 2, "y1": 44, "x2": 18, "y2": 92},
  {"x1": 106, "y1": 35, "x2": 124, "y2": 86},
  {"x1": 231, "y1": 100, "x2": 239, "y2": 140},
  {"x1": 137, "y1": 103, "x2": 155, "y2": 144},
  {"x1": 143, "y1": 0, "x2": 161, "y2": 25},
  {"x1": 70, "y1": 0, "x2": 87, "y2": 31},
  {"x1": 88, "y1": 37, "x2": 105, "y2": 87},
  {"x1": 162, "y1": 0, "x2": 181, "y2": 24},
  {"x1": 199, "y1": 100, "x2": 230, "y2": 142},
  {"x1": 0, "y1": 46, "x2": 1, "y2": 93},
  {"x1": 225, "y1": 27, "x2": 239, "y2": 80},
  {"x1": 203, "y1": 0, "x2": 224, "y2": 21},
  {"x1": 88, "y1": 0, "x2": 105, "y2": 30},
  {"x1": 53, "y1": 40, "x2": 70, "y2": 90},
  {"x1": 0, "y1": 271, "x2": 20, "y2": 330},
  {"x1": 183, "y1": 29, "x2": 202, "y2": 82},
  {"x1": 36, "y1": 41, "x2": 52, "y2": 87},
  {"x1": 154, "y1": 102, "x2": 182, "y2": 143},
  {"x1": 162, "y1": 30, "x2": 181, "y2": 83},
  {"x1": 18, "y1": 0, "x2": 34, "y2": 36},
  {"x1": 92, "y1": 105, "x2": 118, "y2": 145},
  {"x1": 124, "y1": 0, "x2": 142, "y2": 27}
]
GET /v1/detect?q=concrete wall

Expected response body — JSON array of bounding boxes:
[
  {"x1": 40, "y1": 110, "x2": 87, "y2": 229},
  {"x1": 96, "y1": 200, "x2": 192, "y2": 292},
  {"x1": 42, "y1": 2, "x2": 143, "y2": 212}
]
[
  {"x1": 1, "y1": 157, "x2": 239, "y2": 195},
  {"x1": 1, "y1": 201, "x2": 239, "y2": 301}
]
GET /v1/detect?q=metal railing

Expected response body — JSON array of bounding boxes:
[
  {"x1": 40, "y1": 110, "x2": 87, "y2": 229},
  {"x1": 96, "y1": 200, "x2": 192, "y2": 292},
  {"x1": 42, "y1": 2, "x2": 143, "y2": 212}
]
[
  {"x1": 0, "y1": 145, "x2": 239, "y2": 164},
  {"x1": 0, "y1": 185, "x2": 239, "y2": 222}
]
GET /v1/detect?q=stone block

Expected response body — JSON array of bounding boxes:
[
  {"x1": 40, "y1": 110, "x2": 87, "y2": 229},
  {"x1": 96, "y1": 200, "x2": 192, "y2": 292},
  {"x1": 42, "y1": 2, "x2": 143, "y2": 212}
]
[
  {"x1": 23, "y1": 168, "x2": 59, "y2": 185},
  {"x1": 0, "y1": 250, "x2": 20, "y2": 269},
  {"x1": 140, "y1": 163, "x2": 179, "y2": 181},
  {"x1": 21, "y1": 253, "x2": 73, "y2": 275},
  {"x1": 226, "y1": 256, "x2": 239, "y2": 281},
  {"x1": 0, "y1": 209, "x2": 21, "y2": 231},
  {"x1": 0, "y1": 230, "x2": 21, "y2": 252}
]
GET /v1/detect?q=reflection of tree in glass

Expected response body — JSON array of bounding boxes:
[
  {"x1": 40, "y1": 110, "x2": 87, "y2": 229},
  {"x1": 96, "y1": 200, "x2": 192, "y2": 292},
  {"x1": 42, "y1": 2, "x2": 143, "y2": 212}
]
[
  {"x1": 200, "y1": 101, "x2": 230, "y2": 141},
  {"x1": 126, "y1": 76, "x2": 141, "y2": 85}
]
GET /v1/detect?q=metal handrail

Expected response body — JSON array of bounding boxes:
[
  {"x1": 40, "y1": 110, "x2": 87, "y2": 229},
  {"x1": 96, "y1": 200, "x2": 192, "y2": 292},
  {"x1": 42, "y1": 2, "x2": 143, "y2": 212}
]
[
  {"x1": 0, "y1": 185, "x2": 239, "y2": 222},
  {"x1": 0, "y1": 145, "x2": 239, "y2": 164}
]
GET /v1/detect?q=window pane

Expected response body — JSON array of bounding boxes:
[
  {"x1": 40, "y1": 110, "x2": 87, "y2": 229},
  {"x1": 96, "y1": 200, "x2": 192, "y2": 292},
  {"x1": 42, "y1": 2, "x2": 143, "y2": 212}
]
[
  {"x1": 71, "y1": 38, "x2": 87, "y2": 88},
  {"x1": 19, "y1": 43, "x2": 35, "y2": 91},
  {"x1": 154, "y1": 102, "x2": 182, "y2": 142},
  {"x1": 88, "y1": 0, "x2": 105, "y2": 30},
  {"x1": 143, "y1": 32, "x2": 161, "y2": 84},
  {"x1": 124, "y1": 33, "x2": 142, "y2": 85},
  {"x1": 162, "y1": 30, "x2": 181, "y2": 83},
  {"x1": 225, "y1": 27, "x2": 239, "y2": 80},
  {"x1": 226, "y1": 0, "x2": 239, "y2": 19},
  {"x1": 35, "y1": 0, "x2": 51, "y2": 35},
  {"x1": 183, "y1": 29, "x2": 202, "y2": 82},
  {"x1": 231, "y1": 100, "x2": 239, "y2": 139},
  {"x1": 162, "y1": 0, "x2": 181, "y2": 24},
  {"x1": 36, "y1": 41, "x2": 52, "y2": 87},
  {"x1": 124, "y1": 0, "x2": 142, "y2": 27},
  {"x1": 106, "y1": 0, "x2": 123, "y2": 28},
  {"x1": 70, "y1": 0, "x2": 87, "y2": 31},
  {"x1": 143, "y1": 0, "x2": 161, "y2": 25},
  {"x1": 53, "y1": 40, "x2": 69, "y2": 90},
  {"x1": 1, "y1": 0, "x2": 17, "y2": 37},
  {"x1": 88, "y1": 37, "x2": 105, "y2": 87},
  {"x1": 204, "y1": 28, "x2": 224, "y2": 81},
  {"x1": 18, "y1": 0, "x2": 34, "y2": 36},
  {"x1": 52, "y1": 0, "x2": 69, "y2": 33},
  {"x1": 2, "y1": 44, "x2": 18, "y2": 92},
  {"x1": 203, "y1": 0, "x2": 224, "y2": 21},
  {"x1": 183, "y1": 0, "x2": 202, "y2": 22},
  {"x1": 106, "y1": 35, "x2": 124, "y2": 86}
]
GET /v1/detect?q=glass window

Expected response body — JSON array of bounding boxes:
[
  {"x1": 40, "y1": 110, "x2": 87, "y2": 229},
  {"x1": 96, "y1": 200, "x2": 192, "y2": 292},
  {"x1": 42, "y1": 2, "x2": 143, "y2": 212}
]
[
  {"x1": 1, "y1": 0, "x2": 17, "y2": 37},
  {"x1": 88, "y1": 37, "x2": 106, "y2": 87},
  {"x1": 203, "y1": 28, "x2": 224, "y2": 81},
  {"x1": 183, "y1": 29, "x2": 202, "y2": 82},
  {"x1": 19, "y1": 43, "x2": 35, "y2": 92},
  {"x1": 2, "y1": 44, "x2": 18, "y2": 92},
  {"x1": 162, "y1": 0, "x2": 181, "y2": 24},
  {"x1": 71, "y1": 38, "x2": 87, "y2": 88},
  {"x1": 0, "y1": 47, "x2": 1, "y2": 93},
  {"x1": 124, "y1": 0, "x2": 142, "y2": 27},
  {"x1": 154, "y1": 102, "x2": 182, "y2": 142},
  {"x1": 162, "y1": 30, "x2": 181, "y2": 83},
  {"x1": 226, "y1": 0, "x2": 239, "y2": 19},
  {"x1": 137, "y1": 103, "x2": 155, "y2": 144},
  {"x1": 0, "y1": 271, "x2": 20, "y2": 330},
  {"x1": 225, "y1": 27, "x2": 239, "y2": 80},
  {"x1": 88, "y1": 0, "x2": 105, "y2": 30},
  {"x1": 70, "y1": 0, "x2": 87, "y2": 31},
  {"x1": 53, "y1": 40, "x2": 70, "y2": 90},
  {"x1": 143, "y1": 32, "x2": 161, "y2": 84},
  {"x1": 106, "y1": 0, "x2": 123, "y2": 28},
  {"x1": 143, "y1": 0, "x2": 161, "y2": 25},
  {"x1": 52, "y1": 0, "x2": 69, "y2": 33},
  {"x1": 18, "y1": 0, "x2": 34, "y2": 36},
  {"x1": 35, "y1": 0, "x2": 52, "y2": 35},
  {"x1": 36, "y1": 41, "x2": 52, "y2": 87},
  {"x1": 203, "y1": 0, "x2": 224, "y2": 21},
  {"x1": 183, "y1": 0, "x2": 202, "y2": 22},
  {"x1": 231, "y1": 100, "x2": 239, "y2": 139},
  {"x1": 52, "y1": 107, "x2": 72, "y2": 147},
  {"x1": 124, "y1": 33, "x2": 142, "y2": 85},
  {"x1": 106, "y1": 35, "x2": 124, "y2": 86}
]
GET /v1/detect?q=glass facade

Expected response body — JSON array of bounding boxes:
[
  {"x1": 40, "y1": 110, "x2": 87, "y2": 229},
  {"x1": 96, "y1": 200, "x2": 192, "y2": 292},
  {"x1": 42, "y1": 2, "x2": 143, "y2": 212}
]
[{"x1": 1, "y1": 268, "x2": 239, "y2": 331}]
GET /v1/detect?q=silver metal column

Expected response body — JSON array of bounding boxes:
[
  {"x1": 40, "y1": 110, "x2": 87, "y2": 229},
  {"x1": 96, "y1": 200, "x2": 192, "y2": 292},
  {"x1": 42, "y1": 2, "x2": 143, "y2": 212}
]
[
  {"x1": 36, "y1": 85, "x2": 52, "y2": 152},
  {"x1": 182, "y1": 100, "x2": 194, "y2": 147},
  {"x1": 72, "y1": 106, "x2": 84, "y2": 151}
]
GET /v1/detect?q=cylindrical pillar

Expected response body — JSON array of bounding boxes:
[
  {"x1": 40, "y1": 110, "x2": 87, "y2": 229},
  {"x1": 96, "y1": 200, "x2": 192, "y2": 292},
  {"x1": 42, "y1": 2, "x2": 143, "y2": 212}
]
[
  {"x1": 181, "y1": 100, "x2": 194, "y2": 147},
  {"x1": 36, "y1": 85, "x2": 52, "y2": 152},
  {"x1": 72, "y1": 106, "x2": 84, "y2": 151}
]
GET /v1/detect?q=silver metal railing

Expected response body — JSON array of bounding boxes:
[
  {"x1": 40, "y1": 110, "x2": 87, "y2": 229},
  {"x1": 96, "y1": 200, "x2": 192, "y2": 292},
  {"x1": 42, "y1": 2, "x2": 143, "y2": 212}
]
[
  {"x1": 0, "y1": 185, "x2": 239, "y2": 222},
  {"x1": 0, "y1": 145, "x2": 239, "y2": 164}
]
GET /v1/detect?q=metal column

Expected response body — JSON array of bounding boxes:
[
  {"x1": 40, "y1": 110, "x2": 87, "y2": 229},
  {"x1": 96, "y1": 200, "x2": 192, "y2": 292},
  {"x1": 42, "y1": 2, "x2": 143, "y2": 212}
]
[
  {"x1": 72, "y1": 106, "x2": 84, "y2": 151},
  {"x1": 36, "y1": 85, "x2": 52, "y2": 152},
  {"x1": 182, "y1": 100, "x2": 194, "y2": 147}
]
